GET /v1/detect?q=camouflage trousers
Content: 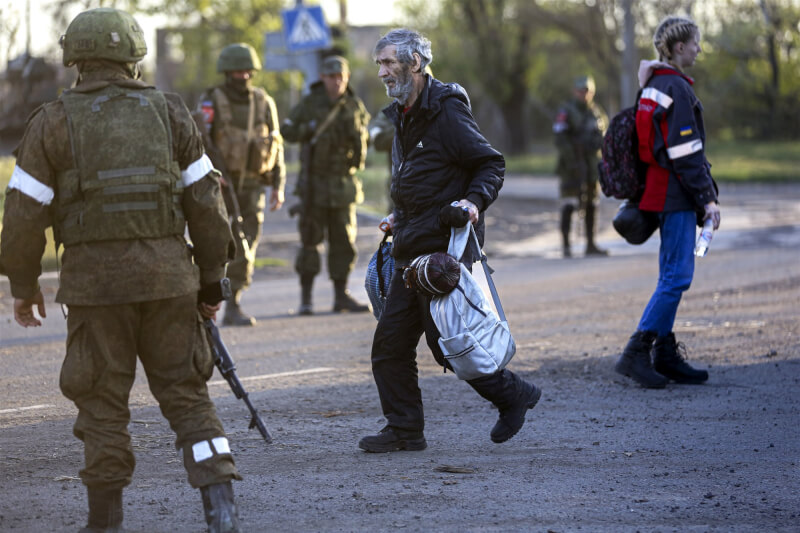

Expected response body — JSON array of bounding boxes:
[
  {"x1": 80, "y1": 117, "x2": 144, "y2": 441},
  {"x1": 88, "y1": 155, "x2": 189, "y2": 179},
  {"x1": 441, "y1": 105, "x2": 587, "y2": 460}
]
[
  {"x1": 226, "y1": 179, "x2": 266, "y2": 292},
  {"x1": 295, "y1": 204, "x2": 358, "y2": 281},
  {"x1": 59, "y1": 294, "x2": 241, "y2": 490}
]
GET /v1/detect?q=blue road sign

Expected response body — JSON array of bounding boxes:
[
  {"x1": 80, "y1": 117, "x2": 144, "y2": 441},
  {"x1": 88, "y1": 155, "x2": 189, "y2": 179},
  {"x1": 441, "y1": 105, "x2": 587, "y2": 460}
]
[{"x1": 281, "y1": 5, "x2": 332, "y2": 52}]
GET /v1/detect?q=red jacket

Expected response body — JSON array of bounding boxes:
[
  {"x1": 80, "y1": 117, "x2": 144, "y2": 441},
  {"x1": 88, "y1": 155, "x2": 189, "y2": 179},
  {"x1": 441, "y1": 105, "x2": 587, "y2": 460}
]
[{"x1": 636, "y1": 68, "x2": 717, "y2": 213}]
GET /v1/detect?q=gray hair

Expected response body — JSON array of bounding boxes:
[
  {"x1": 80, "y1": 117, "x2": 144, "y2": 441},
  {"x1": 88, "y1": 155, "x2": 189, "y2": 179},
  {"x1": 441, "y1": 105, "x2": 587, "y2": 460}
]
[{"x1": 373, "y1": 28, "x2": 433, "y2": 70}]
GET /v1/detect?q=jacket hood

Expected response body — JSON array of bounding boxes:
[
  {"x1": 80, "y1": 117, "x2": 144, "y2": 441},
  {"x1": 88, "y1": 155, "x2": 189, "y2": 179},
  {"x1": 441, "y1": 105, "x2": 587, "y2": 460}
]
[{"x1": 638, "y1": 59, "x2": 694, "y2": 87}]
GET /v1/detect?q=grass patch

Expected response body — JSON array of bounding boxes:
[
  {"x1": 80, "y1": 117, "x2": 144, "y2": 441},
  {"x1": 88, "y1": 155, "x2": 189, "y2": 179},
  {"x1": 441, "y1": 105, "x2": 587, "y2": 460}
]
[
  {"x1": 504, "y1": 140, "x2": 800, "y2": 182},
  {"x1": 705, "y1": 140, "x2": 800, "y2": 182},
  {"x1": 253, "y1": 257, "x2": 288, "y2": 268},
  {"x1": 505, "y1": 144, "x2": 558, "y2": 175}
]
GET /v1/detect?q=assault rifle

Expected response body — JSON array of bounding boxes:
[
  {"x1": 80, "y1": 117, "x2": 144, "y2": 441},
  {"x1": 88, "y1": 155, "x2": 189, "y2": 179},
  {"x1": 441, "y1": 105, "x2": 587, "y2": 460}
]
[
  {"x1": 200, "y1": 278, "x2": 272, "y2": 443},
  {"x1": 192, "y1": 113, "x2": 255, "y2": 264}
]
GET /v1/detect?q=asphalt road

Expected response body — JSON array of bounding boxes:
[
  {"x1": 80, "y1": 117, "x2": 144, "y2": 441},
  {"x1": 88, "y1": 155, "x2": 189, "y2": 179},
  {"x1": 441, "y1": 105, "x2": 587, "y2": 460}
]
[{"x1": 0, "y1": 178, "x2": 798, "y2": 532}]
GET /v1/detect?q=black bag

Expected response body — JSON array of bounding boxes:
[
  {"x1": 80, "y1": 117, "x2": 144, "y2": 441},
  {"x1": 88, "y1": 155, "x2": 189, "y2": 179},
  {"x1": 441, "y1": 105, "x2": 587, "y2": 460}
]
[
  {"x1": 612, "y1": 199, "x2": 659, "y2": 245},
  {"x1": 598, "y1": 91, "x2": 647, "y2": 200}
]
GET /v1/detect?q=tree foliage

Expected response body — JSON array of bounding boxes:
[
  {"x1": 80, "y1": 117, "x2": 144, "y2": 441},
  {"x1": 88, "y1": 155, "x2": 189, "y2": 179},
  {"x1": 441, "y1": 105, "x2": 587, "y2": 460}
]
[{"x1": 399, "y1": 0, "x2": 800, "y2": 152}]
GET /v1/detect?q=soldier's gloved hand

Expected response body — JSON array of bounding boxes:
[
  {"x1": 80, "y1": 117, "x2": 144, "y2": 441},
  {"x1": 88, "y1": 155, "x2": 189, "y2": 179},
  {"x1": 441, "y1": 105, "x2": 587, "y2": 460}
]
[
  {"x1": 299, "y1": 119, "x2": 318, "y2": 141},
  {"x1": 198, "y1": 278, "x2": 231, "y2": 306},
  {"x1": 438, "y1": 203, "x2": 471, "y2": 228}
]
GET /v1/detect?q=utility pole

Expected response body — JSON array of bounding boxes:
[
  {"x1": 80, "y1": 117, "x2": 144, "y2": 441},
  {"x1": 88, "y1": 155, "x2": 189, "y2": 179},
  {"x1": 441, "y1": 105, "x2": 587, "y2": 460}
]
[
  {"x1": 620, "y1": 0, "x2": 636, "y2": 107},
  {"x1": 25, "y1": 0, "x2": 31, "y2": 56},
  {"x1": 339, "y1": 0, "x2": 348, "y2": 29}
]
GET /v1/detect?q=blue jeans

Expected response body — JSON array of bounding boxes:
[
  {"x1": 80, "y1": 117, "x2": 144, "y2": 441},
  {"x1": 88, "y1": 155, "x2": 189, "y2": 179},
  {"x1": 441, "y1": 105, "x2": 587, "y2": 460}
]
[{"x1": 638, "y1": 210, "x2": 696, "y2": 337}]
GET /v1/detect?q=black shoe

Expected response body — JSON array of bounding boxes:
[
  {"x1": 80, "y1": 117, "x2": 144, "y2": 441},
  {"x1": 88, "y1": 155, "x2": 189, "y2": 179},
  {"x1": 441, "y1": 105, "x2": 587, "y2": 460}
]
[
  {"x1": 298, "y1": 303, "x2": 313, "y2": 316},
  {"x1": 358, "y1": 426, "x2": 427, "y2": 453},
  {"x1": 615, "y1": 330, "x2": 668, "y2": 388},
  {"x1": 201, "y1": 481, "x2": 241, "y2": 533},
  {"x1": 491, "y1": 381, "x2": 542, "y2": 443},
  {"x1": 333, "y1": 292, "x2": 371, "y2": 313},
  {"x1": 653, "y1": 333, "x2": 709, "y2": 384},
  {"x1": 585, "y1": 243, "x2": 609, "y2": 256},
  {"x1": 222, "y1": 303, "x2": 256, "y2": 327}
]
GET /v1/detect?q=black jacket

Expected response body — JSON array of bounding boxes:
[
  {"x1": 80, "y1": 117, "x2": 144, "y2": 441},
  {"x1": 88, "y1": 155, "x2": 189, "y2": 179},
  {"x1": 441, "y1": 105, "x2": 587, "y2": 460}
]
[{"x1": 384, "y1": 75, "x2": 505, "y2": 263}]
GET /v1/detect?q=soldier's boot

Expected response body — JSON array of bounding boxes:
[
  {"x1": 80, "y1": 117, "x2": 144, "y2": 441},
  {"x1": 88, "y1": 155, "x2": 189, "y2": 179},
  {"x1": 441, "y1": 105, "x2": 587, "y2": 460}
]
[
  {"x1": 200, "y1": 481, "x2": 241, "y2": 533},
  {"x1": 584, "y1": 203, "x2": 608, "y2": 256},
  {"x1": 333, "y1": 279, "x2": 370, "y2": 313},
  {"x1": 560, "y1": 204, "x2": 574, "y2": 258},
  {"x1": 79, "y1": 487, "x2": 124, "y2": 533},
  {"x1": 468, "y1": 369, "x2": 542, "y2": 443},
  {"x1": 222, "y1": 290, "x2": 256, "y2": 327},
  {"x1": 299, "y1": 275, "x2": 314, "y2": 316},
  {"x1": 653, "y1": 332, "x2": 709, "y2": 384},
  {"x1": 614, "y1": 330, "x2": 668, "y2": 388}
]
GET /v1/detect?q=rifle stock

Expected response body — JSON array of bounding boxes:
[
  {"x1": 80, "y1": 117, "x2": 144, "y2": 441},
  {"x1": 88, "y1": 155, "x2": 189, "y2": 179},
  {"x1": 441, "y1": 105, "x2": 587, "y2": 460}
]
[
  {"x1": 204, "y1": 318, "x2": 272, "y2": 444},
  {"x1": 192, "y1": 112, "x2": 255, "y2": 264},
  {"x1": 290, "y1": 141, "x2": 315, "y2": 245}
]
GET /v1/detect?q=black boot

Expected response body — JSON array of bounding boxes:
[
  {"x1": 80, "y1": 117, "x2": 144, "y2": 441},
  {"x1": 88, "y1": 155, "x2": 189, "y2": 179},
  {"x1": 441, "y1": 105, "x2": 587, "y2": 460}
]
[
  {"x1": 653, "y1": 332, "x2": 709, "y2": 384},
  {"x1": 469, "y1": 370, "x2": 542, "y2": 443},
  {"x1": 358, "y1": 425, "x2": 427, "y2": 453},
  {"x1": 615, "y1": 330, "x2": 668, "y2": 388},
  {"x1": 299, "y1": 275, "x2": 314, "y2": 315},
  {"x1": 200, "y1": 481, "x2": 241, "y2": 533},
  {"x1": 584, "y1": 203, "x2": 608, "y2": 256},
  {"x1": 333, "y1": 279, "x2": 370, "y2": 313},
  {"x1": 222, "y1": 290, "x2": 256, "y2": 327},
  {"x1": 79, "y1": 487, "x2": 123, "y2": 533},
  {"x1": 560, "y1": 204, "x2": 574, "y2": 258}
]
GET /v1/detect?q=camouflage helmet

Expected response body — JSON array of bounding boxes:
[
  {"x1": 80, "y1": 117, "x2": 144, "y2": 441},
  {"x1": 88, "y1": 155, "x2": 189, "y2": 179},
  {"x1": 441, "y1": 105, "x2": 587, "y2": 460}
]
[
  {"x1": 60, "y1": 8, "x2": 147, "y2": 67},
  {"x1": 217, "y1": 43, "x2": 262, "y2": 73}
]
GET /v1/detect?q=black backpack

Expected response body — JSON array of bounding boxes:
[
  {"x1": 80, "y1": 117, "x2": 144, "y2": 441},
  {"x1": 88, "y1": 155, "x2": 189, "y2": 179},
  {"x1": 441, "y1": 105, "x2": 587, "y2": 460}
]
[{"x1": 597, "y1": 92, "x2": 647, "y2": 200}]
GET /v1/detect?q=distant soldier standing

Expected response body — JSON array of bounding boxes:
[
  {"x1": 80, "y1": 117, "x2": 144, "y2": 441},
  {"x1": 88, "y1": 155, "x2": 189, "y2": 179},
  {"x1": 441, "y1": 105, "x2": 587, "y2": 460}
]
[
  {"x1": 196, "y1": 43, "x2": 286, "y2": 326},
  {"x1": 553, "y1": 75, "x2": 609, "y2": 257},
  {"x1": 281, "y1": 55, "x2": 371, "y2": 315},
  {"x1": 0, "y1": 8, "x2": 242, "y2": 532}
]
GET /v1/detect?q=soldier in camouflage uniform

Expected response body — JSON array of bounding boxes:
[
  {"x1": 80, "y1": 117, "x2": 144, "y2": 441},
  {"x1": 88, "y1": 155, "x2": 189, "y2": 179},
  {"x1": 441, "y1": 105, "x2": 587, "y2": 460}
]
[
  {"x1": 196, "y1": 43, "x2": 286, "y2": 326},
  {"x1": 0, "y1": 9, "x2": 242, "y2": 532},
  {"x1": 553, "y1": 75, "x2": 609, "y2": 257},
  {"x1": 281, "y1": 56, "x2": 371, "y2": 315}
]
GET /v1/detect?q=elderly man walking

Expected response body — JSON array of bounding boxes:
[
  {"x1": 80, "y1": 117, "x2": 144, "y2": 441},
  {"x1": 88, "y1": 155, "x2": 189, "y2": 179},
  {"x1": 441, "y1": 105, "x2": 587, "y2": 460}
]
[{"x1": 358, "y1": 29, "x2": 542, "y2": 453}]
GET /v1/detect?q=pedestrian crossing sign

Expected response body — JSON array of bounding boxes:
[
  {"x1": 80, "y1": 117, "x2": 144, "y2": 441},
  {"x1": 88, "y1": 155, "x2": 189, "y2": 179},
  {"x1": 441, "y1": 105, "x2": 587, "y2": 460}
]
[{"x1": 281, "y1": 5, "x2": 332, "y2": 52}]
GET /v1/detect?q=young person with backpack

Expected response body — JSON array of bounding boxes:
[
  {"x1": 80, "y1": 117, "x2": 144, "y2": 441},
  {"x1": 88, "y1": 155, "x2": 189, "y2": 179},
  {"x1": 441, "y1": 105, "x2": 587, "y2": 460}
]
[{"x1": 614, "y1": 16, "x2": 721, "y2": 389}]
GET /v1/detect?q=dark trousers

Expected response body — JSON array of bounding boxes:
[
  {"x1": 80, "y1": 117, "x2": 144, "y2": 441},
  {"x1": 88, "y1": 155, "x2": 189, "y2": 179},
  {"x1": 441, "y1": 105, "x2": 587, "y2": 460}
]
[{"x1": 371, "y1": 268, "x2": 522, "y2": 432}]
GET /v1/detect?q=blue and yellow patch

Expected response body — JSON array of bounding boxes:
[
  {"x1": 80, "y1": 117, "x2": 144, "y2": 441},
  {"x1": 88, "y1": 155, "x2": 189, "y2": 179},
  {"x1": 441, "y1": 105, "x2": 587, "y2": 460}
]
[{"x1": 680, "y1": 126, "x2": 693, "y2": 137}]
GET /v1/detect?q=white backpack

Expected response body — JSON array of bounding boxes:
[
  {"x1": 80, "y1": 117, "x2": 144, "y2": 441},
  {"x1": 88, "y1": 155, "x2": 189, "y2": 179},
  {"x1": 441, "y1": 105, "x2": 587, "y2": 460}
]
[{"x1": 430, "y1": 223, "x2": 516, "y2": 380}]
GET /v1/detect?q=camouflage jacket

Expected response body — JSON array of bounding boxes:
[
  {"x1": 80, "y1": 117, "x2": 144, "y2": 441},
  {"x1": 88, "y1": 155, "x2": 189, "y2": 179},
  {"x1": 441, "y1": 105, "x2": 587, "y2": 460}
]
[
  {"x1": 196, "y1": 83, "x2": 285, "y2": 192},
  {"x1": 281, "y1": 82, "x2": 370, "y2": 207},
  {"x1": 0, "y1": 67, "x2": 234, "y2": 305},
  {"x1": 553, "y1": 98, "x2": 608, "y2": 183}
]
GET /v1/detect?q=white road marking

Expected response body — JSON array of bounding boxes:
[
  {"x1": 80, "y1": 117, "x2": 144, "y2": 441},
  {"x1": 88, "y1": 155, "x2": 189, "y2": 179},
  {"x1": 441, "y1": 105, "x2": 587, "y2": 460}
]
[
  {"x1": 0, "y1": 404, "x2": 56, "y2": 414},
  {"x1": 208, "y1": 367, "x2": 335, "y2": 386}
]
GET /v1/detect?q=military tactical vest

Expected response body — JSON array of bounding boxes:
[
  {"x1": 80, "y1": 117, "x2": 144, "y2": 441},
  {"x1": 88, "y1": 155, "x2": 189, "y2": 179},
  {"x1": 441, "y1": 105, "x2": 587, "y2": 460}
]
[
  {"x1": 55, "y1": 84, "x2": 185, "y2": 246},
  {"x1": 211, "y1": 87, "x2": 276, "y2": 177}
]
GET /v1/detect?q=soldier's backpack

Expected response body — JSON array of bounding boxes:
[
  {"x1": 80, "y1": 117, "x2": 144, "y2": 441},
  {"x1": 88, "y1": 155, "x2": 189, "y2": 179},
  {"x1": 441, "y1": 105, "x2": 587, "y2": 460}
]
[{"x1": 597, "y1": 91, "x2": 646, "y2": 200}]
